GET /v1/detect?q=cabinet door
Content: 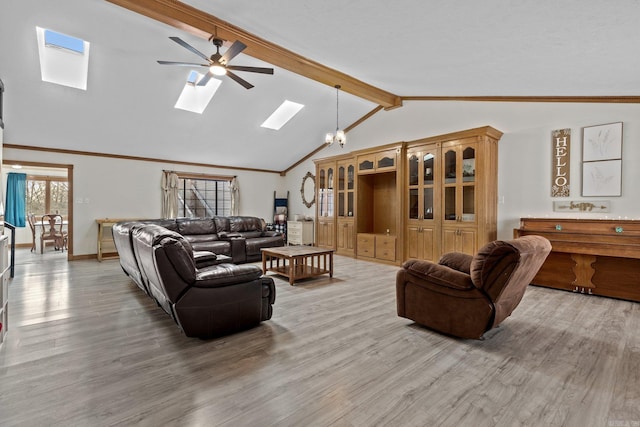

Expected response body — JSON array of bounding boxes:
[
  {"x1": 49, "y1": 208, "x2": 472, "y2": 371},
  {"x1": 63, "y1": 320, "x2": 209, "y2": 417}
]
[
  {"x1": 407, "y1": 226, "x2": 436, "y2": 261},
  {"x1": 442, "y1": 142, "x2": 476, "y2": 224},
  {"x1": 376, "y1": 149, "x2": 397, "y2": 172},
  {"x1": 337, "y1": 219, "x2": 355, "y2": 254},
  {"x1": 337, "y1": 159, "x2": 356, "y2": 219},
  {"x1": 317, "y1": 220, "x2": 334, "y2": 248},
  {"x1": 316, "y1": 162, "x2": 335, "y2": 218},
  {"x1": 407, "y1": 148, "x2": 436, "y2": 222},
  {"x1": 357, "y1": 153, "x2": 376, "y2": 174},
  {"x1": 442, "y1": 227, "x2": 476, "y2": 256},
  {"x1": 406, "y1": 144, "x2": 438, "y2": 262}
]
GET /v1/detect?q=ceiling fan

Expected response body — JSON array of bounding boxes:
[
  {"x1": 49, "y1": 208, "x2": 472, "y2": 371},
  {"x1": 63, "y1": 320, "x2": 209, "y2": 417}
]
[{"x1": 157, "y1": 36, "x2": 274, "y2": 89}]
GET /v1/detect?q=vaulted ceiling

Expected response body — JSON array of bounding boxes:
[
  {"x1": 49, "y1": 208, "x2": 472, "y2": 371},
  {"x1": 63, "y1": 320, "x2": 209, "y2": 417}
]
[{"x1": 2, "y1": 1, "x2": 639, "y2": 172}]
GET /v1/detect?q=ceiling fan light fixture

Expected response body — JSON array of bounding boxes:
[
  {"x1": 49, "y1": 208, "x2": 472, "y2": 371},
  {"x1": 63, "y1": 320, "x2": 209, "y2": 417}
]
[{"x1": 210, "y1": 64, "x2": 227, "y2": 76}]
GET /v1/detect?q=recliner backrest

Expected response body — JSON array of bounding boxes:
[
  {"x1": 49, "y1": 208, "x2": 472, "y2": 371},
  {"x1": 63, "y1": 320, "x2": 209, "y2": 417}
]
[
  {"x1": 470, "y1": 235, "x2": 551, "y2": 326},
  {"x1": 132, "y1": 224, "x2": 195, "y2": 308}
]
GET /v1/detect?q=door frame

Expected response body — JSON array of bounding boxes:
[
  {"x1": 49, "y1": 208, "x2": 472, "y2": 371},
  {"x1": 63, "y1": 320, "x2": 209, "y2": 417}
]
[{"x1": 3, "y1": 159, "x2": 74, "y2": 260}]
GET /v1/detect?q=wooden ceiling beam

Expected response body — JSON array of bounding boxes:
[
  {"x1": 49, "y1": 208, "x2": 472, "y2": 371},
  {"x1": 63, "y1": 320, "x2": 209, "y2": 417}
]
[{"x1": 105, "y1": 0, "x2": 403, "y2": 109}]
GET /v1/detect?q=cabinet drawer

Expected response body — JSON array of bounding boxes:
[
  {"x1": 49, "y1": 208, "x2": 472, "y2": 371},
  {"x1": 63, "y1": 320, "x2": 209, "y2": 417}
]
[
  {"x1": 357, "y1": 234, "x2": 376, "y2": 258},
  {"x1": 375, "y1": 236, "x2": 396, "y2": 261},
  {"x1": 287, "y1": 223, "x2": 302, "y2": 231}
]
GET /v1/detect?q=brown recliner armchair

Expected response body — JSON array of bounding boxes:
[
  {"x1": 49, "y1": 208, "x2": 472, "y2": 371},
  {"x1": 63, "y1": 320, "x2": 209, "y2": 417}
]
[{"x1": 396, "y1": 235, "x2": 551, "y2": 339}]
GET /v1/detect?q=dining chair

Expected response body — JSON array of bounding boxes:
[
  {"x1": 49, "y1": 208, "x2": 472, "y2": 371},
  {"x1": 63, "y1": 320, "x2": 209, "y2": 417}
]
[
  {"x1": 27, "y1": 213, "x2": 37, "y2": 252},
  {"x1": 40, "y1": 214, "x2": 66, "y2": 253}
]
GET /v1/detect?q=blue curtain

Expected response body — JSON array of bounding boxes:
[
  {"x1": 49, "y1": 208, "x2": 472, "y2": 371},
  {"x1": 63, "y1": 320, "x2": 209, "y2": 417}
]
[{"x1": 5, "y1": 172, "x2": 27, "y2": 227}]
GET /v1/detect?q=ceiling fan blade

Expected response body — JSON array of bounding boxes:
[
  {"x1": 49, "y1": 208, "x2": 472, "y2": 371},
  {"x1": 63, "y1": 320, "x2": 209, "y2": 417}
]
[
  {"x1": 220, "y1": 40, "x2": 247, "y2": 65},
  {"x1": 226, "y1": 70, "x2": 254, "y2": 89},
  {"x1": 227, "y1": 65, "x2": 274, "y2": 74},
  {"x1": 197, "y1": 72, "x2": 214, "y2": 87},
  {"x1": 157, "y1": 60, "x2": 209, "y2": 67},
  {"x1": 169, "y1": 36, "x2": 210, "y2": 62}
]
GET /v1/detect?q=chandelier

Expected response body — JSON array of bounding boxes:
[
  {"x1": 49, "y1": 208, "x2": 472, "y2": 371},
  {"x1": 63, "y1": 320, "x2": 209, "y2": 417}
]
[{"x1": 325, "y1": 84, "x2": 346, "y2": 147}]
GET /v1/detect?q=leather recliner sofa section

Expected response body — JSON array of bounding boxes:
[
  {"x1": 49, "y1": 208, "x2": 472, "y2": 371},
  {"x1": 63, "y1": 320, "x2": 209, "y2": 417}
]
[{"x1": 129, "y1": 224, "x2": 275, "y2": 338}]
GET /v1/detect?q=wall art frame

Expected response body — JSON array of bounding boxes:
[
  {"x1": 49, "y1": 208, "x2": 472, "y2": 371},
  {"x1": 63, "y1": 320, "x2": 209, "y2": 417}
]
[
  {"x1": 582, "y1": 122, "x2": 622, "y2": 162},
  {"x1": 582, "y1": 122, "x2": 623, "y2": 197}
]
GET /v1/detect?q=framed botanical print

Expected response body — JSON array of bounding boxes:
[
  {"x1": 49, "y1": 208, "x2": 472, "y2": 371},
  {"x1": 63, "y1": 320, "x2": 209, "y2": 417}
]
[{"x1": 582, "y1": 122, "x2": 623, "y2": 197}]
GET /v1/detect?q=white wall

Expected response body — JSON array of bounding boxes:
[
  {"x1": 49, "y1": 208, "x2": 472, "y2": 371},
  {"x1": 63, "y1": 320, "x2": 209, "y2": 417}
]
[
  {"x1": 6, "y1": 100, "x2": 640, "y2": 256},
  {"x1": 284, "y1": 100, "x2": 640, "y2": 240},
  {"x1": 3, "y1": 147, "x2": 284, "y2": 256}
]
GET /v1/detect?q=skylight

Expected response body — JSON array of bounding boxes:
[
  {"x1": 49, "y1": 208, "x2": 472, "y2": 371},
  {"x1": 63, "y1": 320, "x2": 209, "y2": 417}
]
[
  {"x1": 36, "y1": 27, "x2": 90, "y2": 90},
  {"x1": 174, "y1": 71, "x2": 222, "y2": 114},
  {"x1": 261, "y1": 100, "x2": 304, "y2": 130}
]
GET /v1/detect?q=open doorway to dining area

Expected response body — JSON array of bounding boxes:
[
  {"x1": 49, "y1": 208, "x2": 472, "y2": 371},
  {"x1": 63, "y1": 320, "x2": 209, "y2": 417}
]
[{"x1": 2, "y1": 160, "x2": 72, "y2": 265}]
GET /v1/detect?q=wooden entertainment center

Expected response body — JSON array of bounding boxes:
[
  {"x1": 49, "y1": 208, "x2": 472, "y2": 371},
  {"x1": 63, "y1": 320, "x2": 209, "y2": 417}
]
[
  {"x1": 314, "y1": 126, "x2": 502, "y2": 265},
  {"x1": 515, "y1": 217, "x2": 640, "y2": 302}
]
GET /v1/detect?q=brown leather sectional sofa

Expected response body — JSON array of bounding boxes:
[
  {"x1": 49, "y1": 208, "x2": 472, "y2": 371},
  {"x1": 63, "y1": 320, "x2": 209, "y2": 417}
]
[{"x1": 112, "y1": 216, "x2": 280, "y2": 338}]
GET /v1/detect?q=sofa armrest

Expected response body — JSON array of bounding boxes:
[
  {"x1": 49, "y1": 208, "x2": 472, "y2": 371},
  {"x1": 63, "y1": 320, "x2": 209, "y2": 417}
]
[
  {"x1": 261, "y1": 230, "x2": 282, "y2": 237},
  {"x1": 438, "y1": 252, "x2": 473, "y2": 274},
  {"x1": 194, "y1": 263, "x2": 262, "y2": 288},
  {"x1": 193, "y1": 250, "x2": 217, "y2": 269},
  {"x1": 402, "y1": 259, "x2": 475, "y2": 291}
]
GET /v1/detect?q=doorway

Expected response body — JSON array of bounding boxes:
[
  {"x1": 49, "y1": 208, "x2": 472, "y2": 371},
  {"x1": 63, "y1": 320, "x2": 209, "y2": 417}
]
[{"x1": 2, "y1": 160, "x2": 73, "y2": 261}]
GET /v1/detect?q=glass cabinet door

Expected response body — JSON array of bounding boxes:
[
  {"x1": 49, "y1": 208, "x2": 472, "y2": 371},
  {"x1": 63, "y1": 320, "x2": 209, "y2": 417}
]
[
  {"x1": 318, "y1": 169, "x2": 326, "y2": 216},
  {"x1": 318, "y1": 166, "x2": 335, "y2": 217},
  {"x1": 461, "y1": 146, "x2": 476, "y2": 221},
  {"x1": 444, "y1": 149, "x2": 457, "y2": 184},
  {"x1": 442, "y1": 144, "x2": 477, "y2": 222},
  {"x1": 462, "y1": 147, "x2": 475, "y2": 182},
  {"x1": 326, "y1": 168, "x2": 334, "y2": 216},
  {"x1": 444, "y1": 187, "x2": 456, "y2": 221},
  {"x1": 407, "y1": 148, "x2": 436, "y2": 221},
  {"x1": 338, "y1": 166, "x2": 345, "y2": 217},
  {"x1": 347, "y1": 164, "x2": 354, "y2": 217}
]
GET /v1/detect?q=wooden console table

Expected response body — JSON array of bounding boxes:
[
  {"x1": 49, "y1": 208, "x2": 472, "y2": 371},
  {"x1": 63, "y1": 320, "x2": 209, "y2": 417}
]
[
  {"x1": 96, "y1": 218, "x2": 140, "y2": 261},
  {"x1": 261, "y1": 246, "x2": 334, "y2": 285},
  {"x1": 515, "y1": 217, "x2": 640, "y2": 302}
]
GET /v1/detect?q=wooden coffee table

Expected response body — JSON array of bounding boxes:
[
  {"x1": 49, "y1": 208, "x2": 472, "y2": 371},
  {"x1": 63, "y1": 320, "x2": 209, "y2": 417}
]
[{"x1": 261, "y1": 246, "x2": 334, "y2": 285}]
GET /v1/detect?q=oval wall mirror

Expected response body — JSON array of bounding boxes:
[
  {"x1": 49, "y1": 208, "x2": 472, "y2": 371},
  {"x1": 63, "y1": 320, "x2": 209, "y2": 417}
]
[{"x1": 300, "y1": 171, "x2": 316, "y2": 208}]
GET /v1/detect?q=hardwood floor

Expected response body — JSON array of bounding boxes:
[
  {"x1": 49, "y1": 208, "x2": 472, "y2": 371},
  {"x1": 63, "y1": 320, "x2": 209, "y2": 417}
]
[{"x1": 1, "y1": 249, "x2": 639, "y2": 426}]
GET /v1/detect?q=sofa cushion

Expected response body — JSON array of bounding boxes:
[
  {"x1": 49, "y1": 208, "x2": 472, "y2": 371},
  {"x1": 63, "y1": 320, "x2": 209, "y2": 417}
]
[
  {"x1": 195, "y1": 263, "x2": 263, "y2": 288},
  {"x1": 438, "y1": 252, "x2": 473, "y2": 274},
  {"x1": 245, "y1": 235, "x2": 285, "y2": 256},
  {"x1": 177, "y1": 218, "x2": 217, "y2": 235},
  {"x1": 230, "y1": 216, "x2": 264, "y2": 233},
  {"x1": 214, "y1": 216, "x2": 231, "y2": 233}
]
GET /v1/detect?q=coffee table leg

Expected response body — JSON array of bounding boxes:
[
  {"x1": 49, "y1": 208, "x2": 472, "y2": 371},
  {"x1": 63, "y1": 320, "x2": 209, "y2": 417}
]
[
  {"x1": 262, "y1": 252, "x2": 267, "y2": 274},
  {"x1": 329, "y1": 252, "x2": 333, "y2": 278},
  {"x1": 289, "y1": 257, "x2": 295, "y2": 286}
]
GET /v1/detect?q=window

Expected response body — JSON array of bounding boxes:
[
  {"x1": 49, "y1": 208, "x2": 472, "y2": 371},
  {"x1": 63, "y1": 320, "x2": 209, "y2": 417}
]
[
  {"x1": 177, "y1": 175, "x2": 232, "y2": 218},
  {"x1": 26, "y1": 175, "x2": 69, "y2": 218}
]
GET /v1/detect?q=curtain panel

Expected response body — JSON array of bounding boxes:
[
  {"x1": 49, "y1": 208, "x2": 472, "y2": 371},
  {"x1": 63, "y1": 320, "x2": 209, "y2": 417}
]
[
  {"x1": 161, "y1": 171, "x2": 179, "y2": 218},
  {"x1": 5, "y1": 172, "x2": 27, "y2": 227}
]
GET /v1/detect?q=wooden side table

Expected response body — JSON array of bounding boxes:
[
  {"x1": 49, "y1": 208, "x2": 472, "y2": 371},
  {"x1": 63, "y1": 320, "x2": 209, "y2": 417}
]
[{"x1": 96, "y1": 218, "x2": 140, "y2": 261}]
